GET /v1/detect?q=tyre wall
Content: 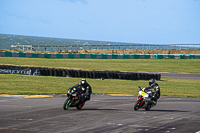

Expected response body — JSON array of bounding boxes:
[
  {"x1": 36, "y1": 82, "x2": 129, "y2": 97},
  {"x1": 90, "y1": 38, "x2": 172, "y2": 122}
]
[{"x1": 0, "y1": 65, "x2": 161, "y2": 80}]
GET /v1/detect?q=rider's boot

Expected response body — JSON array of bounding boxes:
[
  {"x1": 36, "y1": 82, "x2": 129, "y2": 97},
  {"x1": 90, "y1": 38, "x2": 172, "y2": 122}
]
[{"x1": 152, "y1": 100, "x2": 157, "y2": 106}]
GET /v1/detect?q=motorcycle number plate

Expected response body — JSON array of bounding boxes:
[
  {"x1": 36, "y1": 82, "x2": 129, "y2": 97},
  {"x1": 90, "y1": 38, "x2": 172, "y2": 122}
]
[{"x1": 141, "y1": 92, "x2": 146, "y2": 96}]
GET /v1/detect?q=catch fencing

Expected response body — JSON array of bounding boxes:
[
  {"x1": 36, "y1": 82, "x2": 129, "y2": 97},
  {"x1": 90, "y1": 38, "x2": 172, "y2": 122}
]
[{"x1": 14, "y1": 44, "x2": 200, "y2": 52}]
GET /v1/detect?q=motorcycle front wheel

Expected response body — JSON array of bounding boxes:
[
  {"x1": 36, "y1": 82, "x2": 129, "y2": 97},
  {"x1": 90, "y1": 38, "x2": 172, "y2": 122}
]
[
  {"x1": 63, "y1": 97, "x2": 71, "y2": 110},
  {"x1": 134, "y1": 99, "x2": 141, "y2": 111}
]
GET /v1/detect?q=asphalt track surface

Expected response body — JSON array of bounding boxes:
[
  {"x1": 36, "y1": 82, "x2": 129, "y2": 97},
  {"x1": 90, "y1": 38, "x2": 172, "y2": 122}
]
[
  {"x1": 156, "y1": 72, "x2": 200, "y2": 79},
  {"x1": 0, "y1": 94, "x2": 200, "y2": 133}
]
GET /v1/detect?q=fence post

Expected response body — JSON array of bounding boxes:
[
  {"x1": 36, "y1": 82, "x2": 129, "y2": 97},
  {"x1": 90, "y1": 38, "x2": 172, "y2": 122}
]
[
  {"x1": 58, "y1": 45, "x2": 59, "y2": 51},
  {"x1": 71, "y1": 45, "x2": 72, "y2": 51},
  {"x1": 113, "y1": 45, "x2": 114, "y2": 50},
  {"x1": 119, "y1": 45, "x2": 120, "y2": 50},
  {"x1": 149, "y1": 44, "x2": 150, "y2": 50},
  {"x1": 180, "y1": 44, "x2": 181, "y2": 50},
  {"x1": 143, "y1": 45, "x2": 144, "y2": 50},
  {"x1": 38, "y1": 45, "x2": 40, "y2": 51},
  {"x1": 45, "y1": 45, "x2": 46, "y2": 51}
]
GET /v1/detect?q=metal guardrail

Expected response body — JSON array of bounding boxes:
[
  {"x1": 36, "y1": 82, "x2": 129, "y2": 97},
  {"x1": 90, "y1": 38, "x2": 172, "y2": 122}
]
[{"x1": 14, "y1": 44, "x2": 200, "y2": 52}]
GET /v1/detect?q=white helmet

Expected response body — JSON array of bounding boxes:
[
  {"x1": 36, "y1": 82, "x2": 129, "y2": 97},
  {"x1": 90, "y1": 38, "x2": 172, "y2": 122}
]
[{"x1": 80, "y1": 79, "x2": 86, "y2": 86}]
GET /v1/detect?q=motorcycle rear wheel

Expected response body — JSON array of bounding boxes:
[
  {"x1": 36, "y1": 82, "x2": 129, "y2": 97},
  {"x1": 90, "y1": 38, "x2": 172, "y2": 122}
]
[
  {"x1": 134, "y1": 99, "x2": 141, "y2": 111},
  {"x1": 63, "y1": 97, "x2": 71, "y2": 110},
  {"x1": 76, "y1": 101, "x2": 85, "y2": 110},
  {"x1": 145, "y1": 104, "x2": 151, "y2": 111}
]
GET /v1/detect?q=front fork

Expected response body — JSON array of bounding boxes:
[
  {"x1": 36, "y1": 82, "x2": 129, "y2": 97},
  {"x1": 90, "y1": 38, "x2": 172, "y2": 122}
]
[
  {"x1": 69, "y1": 96, "x2": 80, "y2": 105},
  {"x1": 137, "y1": 96, "x2": 144, "y2": 107}
]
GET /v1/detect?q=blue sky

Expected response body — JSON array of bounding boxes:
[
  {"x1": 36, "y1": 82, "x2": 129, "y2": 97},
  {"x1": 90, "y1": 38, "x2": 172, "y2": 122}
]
[{"x1": 0, "y1": 0, "x2": 200, "y2": 44}]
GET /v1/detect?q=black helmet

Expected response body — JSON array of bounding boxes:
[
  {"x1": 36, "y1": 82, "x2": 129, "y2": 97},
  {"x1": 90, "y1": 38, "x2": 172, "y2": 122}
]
[
  {"x1": 149, "y1": 78, "x2": 156, "y2": 87},
  {"x1": 80, "y1": 79, "x2": 87, "y2": 87}
]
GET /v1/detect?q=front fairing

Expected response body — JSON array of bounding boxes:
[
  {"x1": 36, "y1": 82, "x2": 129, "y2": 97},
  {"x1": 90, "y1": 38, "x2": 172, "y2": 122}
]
[
  {"x1": 67, "y1": 87, "x2": 81, "y2": 106},
  {"x1": 137, "y1": 88, "x2": 152, "y2": 103},
  {"x1": 67, "y1": 87, "x2": 79, "y2": 96}
]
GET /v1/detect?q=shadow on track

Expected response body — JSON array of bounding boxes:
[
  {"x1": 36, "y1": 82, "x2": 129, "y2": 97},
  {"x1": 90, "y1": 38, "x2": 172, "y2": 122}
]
[
  {"x1": 81, "y1": 108, "x2": 118, "y2": 111},
  {"x1": 148, "y1": 109, "x2": 189, "y2": 112}
]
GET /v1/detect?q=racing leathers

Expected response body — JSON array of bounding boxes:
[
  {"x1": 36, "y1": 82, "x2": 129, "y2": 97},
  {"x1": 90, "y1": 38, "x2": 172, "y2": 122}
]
[
  {"x1": 69, "y1": 83, "x2": 92, "y2": 101},
  {"x1": 146, "y1": 83, "x2": 160, "y2": 105}
]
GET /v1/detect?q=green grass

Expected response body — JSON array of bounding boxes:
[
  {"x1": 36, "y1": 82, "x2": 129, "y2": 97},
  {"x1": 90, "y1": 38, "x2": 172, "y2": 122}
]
[
  {"x1": 0, "y1": 57, "x2": 200, "y2": 73},
  {"x1": 0, "y1": 57, "x2": 200, "y2": 97},
  {"x1": 0, "y1": 74, "x2": 200, "y2": 97}
]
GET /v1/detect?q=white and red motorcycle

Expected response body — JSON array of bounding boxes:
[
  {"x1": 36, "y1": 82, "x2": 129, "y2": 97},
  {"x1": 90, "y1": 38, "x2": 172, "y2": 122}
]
[{"x1": 134, "y1": 86, "x2": 155, "y2": 111}]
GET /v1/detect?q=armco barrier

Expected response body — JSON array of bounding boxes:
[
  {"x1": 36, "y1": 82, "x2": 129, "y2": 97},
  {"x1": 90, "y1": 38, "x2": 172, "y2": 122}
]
[
  {"x1": 0, "y1": 65, "x2": 161, "y2": 80},
  {"x1": 0, "y1": 51, "x2": 200, "y2": 59}
]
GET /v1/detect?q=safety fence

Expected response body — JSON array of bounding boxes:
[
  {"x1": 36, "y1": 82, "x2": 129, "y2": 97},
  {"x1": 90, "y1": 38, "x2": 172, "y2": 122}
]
[
  {"x1": 13, "y1": 44, "x2": 200, "y2": 52},
  {"x1": 0, "y1": 65, "x2": 161, "y2": 80},
  {"x1": 0, "y1": 51, "x2": 200, "y2": 59}
]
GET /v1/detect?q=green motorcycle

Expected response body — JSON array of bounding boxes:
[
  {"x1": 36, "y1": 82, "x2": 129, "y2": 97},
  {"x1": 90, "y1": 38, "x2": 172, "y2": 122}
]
[{"x1": 63, "y1": 87, "x2": 85, "y2": 110}]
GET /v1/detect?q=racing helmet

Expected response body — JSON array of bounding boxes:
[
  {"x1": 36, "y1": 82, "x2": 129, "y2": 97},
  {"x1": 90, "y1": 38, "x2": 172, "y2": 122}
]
[
  {"x1": 80, "y1": 79, "x2": 87, "y2": 87},
  {"x1": 149, "y1": 78, "x2": 156, "y2": 87}
]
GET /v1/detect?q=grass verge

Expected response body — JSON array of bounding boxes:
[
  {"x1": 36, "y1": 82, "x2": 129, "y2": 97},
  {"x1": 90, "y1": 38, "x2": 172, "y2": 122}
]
[
  {"x1": 0, "y1": 74, "x2": 199, "y2": 97},
  {"x1": 0, "y1": 57, "x2": 200, "y2": 73}
]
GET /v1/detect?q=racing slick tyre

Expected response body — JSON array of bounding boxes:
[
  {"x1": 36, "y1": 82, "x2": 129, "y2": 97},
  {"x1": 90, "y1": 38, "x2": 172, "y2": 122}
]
[
  {"x1": 63, "y1": 97, "x2": 71, "y2": 110},
  {"x1": 76, "y1": 101, "x2": 85, "y2": 110},
  {"x1": 145, "y1": 104, "x2": 151, "y2": 111},
  {"x1": 134, "y1": 99, "x2": 141, "y2": 111}
]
